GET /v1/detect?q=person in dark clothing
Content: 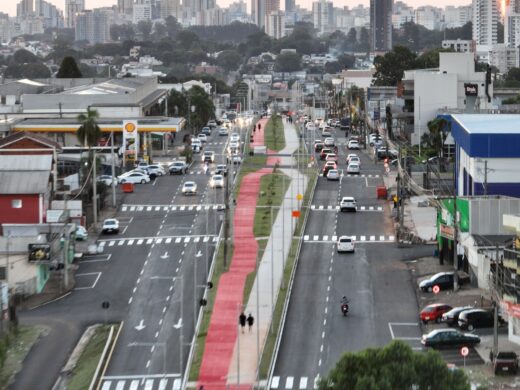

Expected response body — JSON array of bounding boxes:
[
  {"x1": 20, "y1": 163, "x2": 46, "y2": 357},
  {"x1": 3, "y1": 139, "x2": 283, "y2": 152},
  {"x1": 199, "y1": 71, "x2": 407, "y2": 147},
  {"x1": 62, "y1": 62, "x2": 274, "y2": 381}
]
[
  {"x1": 239, "y1": 312, "x2": 246, "y2": 333},
  {"x1": 247, "y1": 313, "x2": 254, "y2": 332}
]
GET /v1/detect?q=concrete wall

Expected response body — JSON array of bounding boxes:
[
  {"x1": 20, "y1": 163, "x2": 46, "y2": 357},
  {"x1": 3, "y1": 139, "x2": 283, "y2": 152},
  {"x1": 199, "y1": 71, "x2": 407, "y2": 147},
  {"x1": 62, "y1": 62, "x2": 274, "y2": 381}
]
[{"x1": 469, "y1": 198, "x2": 520, "y2": 235}]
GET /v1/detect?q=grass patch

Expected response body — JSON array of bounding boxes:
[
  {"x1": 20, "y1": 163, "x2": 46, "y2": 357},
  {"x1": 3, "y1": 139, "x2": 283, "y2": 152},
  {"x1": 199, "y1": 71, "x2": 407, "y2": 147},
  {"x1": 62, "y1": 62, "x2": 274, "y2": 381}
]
[
  {"x1": 189, "y1": 242, "x2": 235, "y2": 382},
  {"x1": 68, "y1": 325, "x2": 114, "y2": 390},
  {"x1": 0, "y1": 325, "x2": 48, "y2": 389},
  {"x1": 253, "y1": 173, "x2": 291, "y2": 238},
  {"x1": 264, "y1": 115, "x2": 286, "y2": 151}
]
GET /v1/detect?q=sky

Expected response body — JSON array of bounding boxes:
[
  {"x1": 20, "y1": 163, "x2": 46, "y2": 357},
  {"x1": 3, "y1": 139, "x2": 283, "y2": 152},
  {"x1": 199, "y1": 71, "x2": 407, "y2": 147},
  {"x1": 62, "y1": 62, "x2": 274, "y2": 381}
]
[{"x1": 1, "y1": 0, "x2": 472, "y2": 17}]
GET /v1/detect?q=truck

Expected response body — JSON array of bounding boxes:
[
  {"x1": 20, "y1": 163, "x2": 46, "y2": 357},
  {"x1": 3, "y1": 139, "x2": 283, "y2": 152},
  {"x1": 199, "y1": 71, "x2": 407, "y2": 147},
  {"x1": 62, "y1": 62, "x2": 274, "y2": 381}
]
[
  {"x1": 494, "y1": 352, "x2": 519, "y2": 375},
  {"x1": 340, "y1": 117, "x2": 351, "y2": 130}
]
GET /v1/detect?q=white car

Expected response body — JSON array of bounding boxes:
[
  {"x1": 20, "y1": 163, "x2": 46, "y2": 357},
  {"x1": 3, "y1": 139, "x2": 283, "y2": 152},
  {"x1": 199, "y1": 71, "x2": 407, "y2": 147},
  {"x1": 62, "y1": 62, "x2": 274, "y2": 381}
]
[
  {"x1": 346, "y1": 154, "x2": 358, "y2": 164},
  {"x1": 182, "y1": 181, "x2": 197, "y2": 195},
  {"x1": 203, "y1": 151, "x2": 215, "y2": 163},
  {"x1": 340, "y1": 196, "x2": 357, "y2": 212},
  {"x1": 210, "y1": 174, "x2": 224, "y2": 188},
  {"x1": 192, "y1": 139, "x2": 202, "y2": 149},
  {"x1": 232, "y1": 154, "x2": 242, "y2": 164},
  {"x1": 97, "y1": 175, "x2": 117, "y2": 186},
  {"x1": 326, "y1": 169, "x2": 340, "y2": 181},
  {"x1": 117, "y1": 172, "x2": 150, "y2": 184},
  {"x1": 228, "y1": 141, "x2": 239, "y2": 150},
  {"x1": 348, "y1": 156, "x2": 360, "y2": 166},
  {"x1": 230, "y1": 133, "x2": 240, "y2": 142},
  {"x1": 75, "y1": 225, "x2": 88, "y2": 240},
  {"x1": 136, "y1": 162, "x2": 150, "y2": 171},
  {"x1": 346, "y1": 162, "x2": 360, "y2": 174},
  {"x1": 219, "y1": 127, "x2": 229, "y2": 136},
  {"x1": 337, "y1": 236, "x2": 355, "y2": 253},
  {"x1": 323, "y1": 137, "x2": 335, "y2": 147},
  {"x1": 348, "y1": 140, "x2": 360, "y2": 150},
  {"x1": 148, "y1": 164, "x2": 166, "y2": 176},
  {"x1": 102, "y1": 218, "x2": 119, "y2": 234},
  {"x1": 198, "y1": 134, "x2": 207, "y2": 143}
]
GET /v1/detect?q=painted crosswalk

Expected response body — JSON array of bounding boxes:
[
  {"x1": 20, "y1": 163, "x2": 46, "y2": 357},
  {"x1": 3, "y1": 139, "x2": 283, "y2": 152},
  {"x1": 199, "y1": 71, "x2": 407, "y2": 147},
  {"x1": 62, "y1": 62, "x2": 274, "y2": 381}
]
[
  {"x1": 302, "y1": 234, "x2": 395, "y2": 243},
  {"x1": 319, "y1": 173, "x2": 380, "y2": 178},
  {"x1": 100, "y1": 376, "x2": 181, "y2": 390},
  {"x1": 310, "y1": 205, "x2": 383, "y2": 211},
  {"x1": 121, "y1": 204, "x2": 225, "y2": 212},
  {"x1": 270, "y1": 375, "x2": 320, "y2": 389},
  {"x1": 98, "y1": 235, "x2": 218, "y2": 247}
]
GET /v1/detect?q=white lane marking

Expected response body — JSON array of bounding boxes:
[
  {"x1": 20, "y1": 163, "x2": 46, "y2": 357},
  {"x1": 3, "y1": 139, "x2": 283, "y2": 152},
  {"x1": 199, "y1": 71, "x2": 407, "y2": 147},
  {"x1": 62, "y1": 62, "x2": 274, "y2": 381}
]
[
  {"x1": 370, "y1": 235, "x2": 376, "y2": 241},
  {"x1": 144, "y1": 379, "x2": 153, "y2": 390},
  {"x1": 380, "y1": 235, "x2": 385, "y2": 241},
  {"x1": 271, "y1": 376, "x2": 280, "y2": 389},
  {"x1": 116, "y1": 380, "x2": 125, "y2": 390},
  {"x1": 101, "y1": 381, "x2": 112, "y2": 390},
  {"x1": 313, "y1": 235, "x2": 319, "y2": 241},
  {"x1": 137, "y1": 239, "x2": 144, "y2": 245},
  {"x1": 172, "y1": 378, "x2": 182, "y2": 390},
  {"x1": 299, "y1": 377, "x2": 308, "y2": 389},
  {"x1": 304, "y1": 235, "x2": 309, "y2": 241},
  {"x1": 158, "y1": 378, "x2": 168, "y2": 390},
  {"x1": 127, "y1": 239, "x2": 134, "y2": 245},
  {"x1": 285, "y1": 376, "x2": 294, "y2": 389},
  {"x1": 129, "y1": 381, "x2": 139, "y2": 390}
]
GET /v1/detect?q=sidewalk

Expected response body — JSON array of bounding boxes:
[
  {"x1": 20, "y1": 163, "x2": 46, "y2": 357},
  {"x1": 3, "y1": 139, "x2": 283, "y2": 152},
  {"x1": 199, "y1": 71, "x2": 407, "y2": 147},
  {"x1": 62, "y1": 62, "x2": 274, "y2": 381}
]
[
  {"x1": 227, "y1": 119, "x2": 308, "y2": 386},
  {"x1": 197, "y1": 118, "x2": 273, "y2": 389}
]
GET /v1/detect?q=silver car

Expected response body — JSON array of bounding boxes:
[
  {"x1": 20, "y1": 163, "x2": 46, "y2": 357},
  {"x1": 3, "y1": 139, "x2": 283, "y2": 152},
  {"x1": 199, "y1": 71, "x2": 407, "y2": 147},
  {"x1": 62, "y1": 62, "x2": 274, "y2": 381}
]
[{"x1": 182, "y1": 181, "x2": 197, "y2": 195}]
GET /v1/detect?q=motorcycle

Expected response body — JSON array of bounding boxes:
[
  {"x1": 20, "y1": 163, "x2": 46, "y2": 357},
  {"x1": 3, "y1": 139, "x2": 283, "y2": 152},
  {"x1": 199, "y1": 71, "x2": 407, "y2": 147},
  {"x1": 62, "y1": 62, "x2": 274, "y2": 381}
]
[{"x1": 341, "y1": 303, "x2": 349, "y2": 316}]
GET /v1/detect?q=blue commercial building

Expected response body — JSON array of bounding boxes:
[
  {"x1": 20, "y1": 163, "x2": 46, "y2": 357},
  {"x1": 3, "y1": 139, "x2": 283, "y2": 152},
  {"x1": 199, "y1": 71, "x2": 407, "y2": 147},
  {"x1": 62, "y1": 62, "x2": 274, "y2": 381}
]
[{"x1": 445, "y1": 114, "x2": 520, "y2": 197}]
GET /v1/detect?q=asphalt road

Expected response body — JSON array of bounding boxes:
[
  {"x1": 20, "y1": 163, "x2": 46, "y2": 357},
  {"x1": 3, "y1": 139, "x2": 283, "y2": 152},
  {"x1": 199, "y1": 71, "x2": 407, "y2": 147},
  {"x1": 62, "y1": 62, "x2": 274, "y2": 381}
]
[
  {"x1": 10, "y1": 125, "x2": 244, "y2": 390},
  {"x1": 270, "y1": 125, "x2": 433, "y2": 390}
]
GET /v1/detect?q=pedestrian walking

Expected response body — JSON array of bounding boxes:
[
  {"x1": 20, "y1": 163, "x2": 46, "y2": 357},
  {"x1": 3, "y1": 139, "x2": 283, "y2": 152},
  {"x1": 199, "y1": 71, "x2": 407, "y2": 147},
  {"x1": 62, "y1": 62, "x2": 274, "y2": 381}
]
[
  {"x1": 239, "y1": 312, "x2": 246, "y2": 333},
  {"x1": 247, "y1": 313, "x2": 254, "y2": 332}
]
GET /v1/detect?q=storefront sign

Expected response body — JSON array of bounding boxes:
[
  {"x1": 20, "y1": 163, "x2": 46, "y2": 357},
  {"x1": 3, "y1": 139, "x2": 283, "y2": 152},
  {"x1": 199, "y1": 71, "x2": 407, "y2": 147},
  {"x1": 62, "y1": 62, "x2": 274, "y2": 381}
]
[
  {"x1": 440, "y1": 224, "x2": 455, "y2": 240},
  {"x1": 28, "y1": 243, "x2": 51, "y2": 262},
  {"x1": 464, "y1": 83, "x2": 478, "y2": 96}
]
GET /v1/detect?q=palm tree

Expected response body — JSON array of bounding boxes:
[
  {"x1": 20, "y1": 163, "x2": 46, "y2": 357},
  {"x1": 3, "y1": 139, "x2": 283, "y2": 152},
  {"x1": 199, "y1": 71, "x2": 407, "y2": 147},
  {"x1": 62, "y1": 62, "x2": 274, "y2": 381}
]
[
  {"x1": 77, "y1": 108, "x2": 102, "y2": 228},
  {"x1": 77, "y1": 108, "x2": 101, "y2": 147}
]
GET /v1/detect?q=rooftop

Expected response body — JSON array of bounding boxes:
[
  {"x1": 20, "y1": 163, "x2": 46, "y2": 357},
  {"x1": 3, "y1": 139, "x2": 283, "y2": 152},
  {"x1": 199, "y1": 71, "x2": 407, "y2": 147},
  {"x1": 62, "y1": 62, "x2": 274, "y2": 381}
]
[
  {"x1": 453, "y1": 114, "x2": 520, "y2": 134},
  {"x1": 0, "y1": 155, "x2": 52, "y2": 194}
]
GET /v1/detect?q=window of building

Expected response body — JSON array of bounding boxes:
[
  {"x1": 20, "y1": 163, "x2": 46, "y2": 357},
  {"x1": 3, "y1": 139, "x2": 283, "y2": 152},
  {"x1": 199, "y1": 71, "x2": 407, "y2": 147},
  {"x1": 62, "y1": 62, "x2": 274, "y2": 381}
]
[
  {"x1": 0, "y1": 95, "x2": 5, "y2": 105},
  {"x1": 11, "y1": 199, "x2": 22, "y2": 208},
  {"x1": 0, "y1": 267, "x2": 5, "y2": 280}
]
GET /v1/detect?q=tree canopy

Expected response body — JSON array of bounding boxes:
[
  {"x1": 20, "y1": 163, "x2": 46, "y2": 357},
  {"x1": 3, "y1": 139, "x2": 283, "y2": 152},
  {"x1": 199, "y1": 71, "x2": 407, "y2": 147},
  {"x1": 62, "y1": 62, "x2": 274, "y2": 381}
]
[
  {"x1": 274, "y1": 52, "x2": 302, "y2": 72},
  {"x1": 318, "y1": 341, "x2": 469, "y2": 390},
  {"x1": 57, "y1": 56, "x2": 83, "y2": 78}
]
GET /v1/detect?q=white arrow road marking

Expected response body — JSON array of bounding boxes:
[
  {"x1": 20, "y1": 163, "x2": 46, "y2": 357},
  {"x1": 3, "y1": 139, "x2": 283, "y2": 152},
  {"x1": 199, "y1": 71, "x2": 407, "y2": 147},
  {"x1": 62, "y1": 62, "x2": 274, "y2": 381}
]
[
  {"x1": 173, "y1": 318, "x2": 182, "y2": 329},
  {"x1": 160, "y1": 252, "x2": 168, "y2": 259},
  {"x1": 195, "y1": 250, "x2": 203, "y2": 257},
  {"x1": 135, "y1": 320, "x2": 146, "y2": 331}
]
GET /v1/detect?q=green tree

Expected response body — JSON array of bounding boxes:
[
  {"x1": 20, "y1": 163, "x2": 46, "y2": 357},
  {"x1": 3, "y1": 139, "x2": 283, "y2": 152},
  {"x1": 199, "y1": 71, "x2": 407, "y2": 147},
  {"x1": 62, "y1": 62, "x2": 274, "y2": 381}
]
[
  {"x1": 423, "y1": 117, "x2": 449, "y2": 157},
  {"x1": 216, "y1": 50, "x2": 243, "y2": 72},
  {"x1": 77, "y1": 109, "x2": 102, "y2": 148},
  {"x1": 274, "y1": 52, "x2": 302, "y2": 72},
  {"x1": 137, "y1": 20, "x2": 153, "y2": 40},
  {"x1": 12, "y1": 49, "x2": 39, "y2": 64},
  {"x1": 4, "y1": 63, "x2": 50, "y2": 78},
  {"x1": 345, "y1": 28, "x2": 357, "y2": 51},
  {"x1": 414, "y1": 48, "x2": 453, "y2": 69},
  {"x1": 165, "y1": 16, "x2": 181, "y2": 38},
  {"x1": 318, "y1": 341, "x2": 469, "y2": 390},
  {"x1": 358, "y1": 27, "x2": 370, "y2": 52},
  {"x1": 153, "y1": 22, "x2": 167, "y2": 39},
  {"x1": 57, "y1": 56, "x2": 83, "y2": 78},
  {"x1": 373, "y1": 45, "x2": 417, "y2": 86},
  {"x1": 167, "y1": 86, "x2": 215, "y2": 133}
]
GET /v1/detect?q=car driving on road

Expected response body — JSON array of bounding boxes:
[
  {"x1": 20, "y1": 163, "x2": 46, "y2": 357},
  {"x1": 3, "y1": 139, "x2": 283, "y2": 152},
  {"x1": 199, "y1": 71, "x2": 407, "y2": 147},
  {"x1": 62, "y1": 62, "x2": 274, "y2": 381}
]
[
  {"x1": 340, "y1": 196, "x2": 356, "y2": 212},
  {"x1": 326, "y1": 169, "x2": 340, "y2": 181},
  {"x1": 182, "y1": 181, "x2": 197, "y2": 195},
  {"x1": 210, "y1": 174, "x2": 224, "y2": 188},
  {"x1": 117, "y1": 172, "x2": 150, "y2": 184},
  {"x1": 168, "y1": 161, "x2": 189, "y2": 175},
  {"x1": 337, "y1": 236, "x2": 355, "y2": 253},
  {"x1": 102, "y1": 218, "x2": 120, "y2": 234}
]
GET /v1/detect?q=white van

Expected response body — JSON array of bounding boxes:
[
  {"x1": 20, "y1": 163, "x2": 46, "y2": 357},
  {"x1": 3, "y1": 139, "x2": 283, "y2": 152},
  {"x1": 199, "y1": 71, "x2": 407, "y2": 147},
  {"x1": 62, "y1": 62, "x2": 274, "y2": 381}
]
[{"x1": 337, "y1": 236, "x2": 355, "y2": 253}]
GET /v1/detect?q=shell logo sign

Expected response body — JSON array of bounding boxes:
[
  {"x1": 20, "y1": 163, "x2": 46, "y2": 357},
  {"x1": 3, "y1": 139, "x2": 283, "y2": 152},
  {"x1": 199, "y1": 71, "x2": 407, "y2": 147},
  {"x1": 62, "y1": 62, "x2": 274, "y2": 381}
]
[
  {"x1": 124, "y1": 122, "x2": 136, "y2": 133},
  {"x1": 123, "y1": 120, "x2": 139, "y2": 161}
]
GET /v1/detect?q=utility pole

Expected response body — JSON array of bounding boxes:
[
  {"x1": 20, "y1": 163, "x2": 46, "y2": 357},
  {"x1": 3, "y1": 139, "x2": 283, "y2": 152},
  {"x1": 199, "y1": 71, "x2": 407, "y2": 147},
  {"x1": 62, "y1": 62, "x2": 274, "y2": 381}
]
[
  {"x1": 223, "y1": 157, "x2": 230, "y2": 268},
  {"x1": 484, "y1": 160, "x2": 488, "y2": 196},
  {"x1": 111, "y1": 132, "x2": 117, "y2": 207},
  {"x1": 92, "y1": 150, "x2": 98, "y2": 229},
  {"x1": 493, "y1": 244, "x2": 500, "y2": 360}
]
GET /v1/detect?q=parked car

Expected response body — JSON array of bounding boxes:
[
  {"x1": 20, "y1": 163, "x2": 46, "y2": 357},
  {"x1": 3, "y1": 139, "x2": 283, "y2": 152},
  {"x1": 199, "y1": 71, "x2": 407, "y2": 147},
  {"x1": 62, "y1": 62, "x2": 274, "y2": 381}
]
[
  {"x1": 458, "y1": 309, "x2": 501, "y2": 331},
  {"x1": 203, "y1": 151, "x2": 215, "y2": 163},
  {"x1": 182, "y1": 181, "x2": 197, "y2": 195},
  {"x1": 420, "y1": 303, "x2": 453, "y2": 324},
  {"x1": 97, "y1": 175, "x2": 117, "y2": 186},
  {"x1": 210, "y1": 174, "x2": 224, "y2": 188},
  {"x1": 376, "y1": 147, "x2": 398, "y2": 160},
  {"x1": 346, "y1": 162, "x2": 360, "y2": 174},
  {"x1": 102, "y1": 218, "x2": 119, "y2": 234},
  {"x1": 219, "y1": 127, "x2": 229, "y2": 136},
  {"x1": 148, "y1": 164, "x2": 166, "y2": 176},
  {"x1": 421, "y1": 329, "x2": 480, "y2": 348},
  {"x1": 136, "y1": 161, "x2": 150, "y2": 171},
  {"x1": 215, "y1": 164, "x2": 228, "y2": 176},
  {"x1": 75, "y1": 225, "x2": 88, "y2": 241},
  {"x1": 419, "y1": 272, "x2": 457, "y2": 292},
  {"x1": 494, "y1": 352, "x2": 519, "y2": 375},
  {"x1": 169, "y1": 161, "x2": 189, "y2": 175},
  {"x1": 337, "y1": 236, "x2": 355, "y2": 253},
  {"x1": 441, "y1": 306, "x2": 474, "y2": 326},
  {"x1": 326, "y1": 169, "x2": 340, "y2": 181},
  {"x1": 117, "y1": 172, "x2": 150, "y2": 184},
  {"x1": 348, "y1": 140, "x2": 359, "y2": 150},
  {"x1": 340, "y1": 196, "x2": 356, "y2": 212}
]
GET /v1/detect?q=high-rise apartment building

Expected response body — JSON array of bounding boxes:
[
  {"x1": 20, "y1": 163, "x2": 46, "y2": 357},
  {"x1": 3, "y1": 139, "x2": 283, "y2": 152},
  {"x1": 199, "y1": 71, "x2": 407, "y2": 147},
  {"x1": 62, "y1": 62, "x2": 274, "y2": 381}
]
[
  {"x1": 370, "y1": 0, "x2": 392, "y2": 51},
  {"x1": 35, "y1": 0, "x2": 64, "y2": 28},
  {"x1": 75, "y1": 9, "x2": 110, "y2": 44},
  {"x1": 251, "y1": 0, "x2": 265, "y2": 27},
  {"x1": 266, "y1": 10, "x2": 285, "y2": 38},
  {"x1": 415, "y1": 6, "x2": 441, "y2": 30},
  {"x1": 472, "y1": 0, "x2": 498, "y2": 46},
  {"x1": 161, "y1": 0, "x2": 180, "y2": 19},
  {"x1": 133, "y1": 0, "x2": 152, "y2": 23},
  {"x1": 444, "y1": 5, "x2": 473, "y2": 28},
  {"x1": 17, "y1": 0, "x2": 34, "y2": 18},
  {"x1": 285, "y1": 0, "x2": 295, "y2": 13},
  {"x1": 312, "y1": 0, "x2": 334, "y2": 35},
  {"x1": 66, "y1": 0, "x2": 85, "y2": 28},
  {"x1": 505, "y1": 0, "x2": 520, "y2": 47}
]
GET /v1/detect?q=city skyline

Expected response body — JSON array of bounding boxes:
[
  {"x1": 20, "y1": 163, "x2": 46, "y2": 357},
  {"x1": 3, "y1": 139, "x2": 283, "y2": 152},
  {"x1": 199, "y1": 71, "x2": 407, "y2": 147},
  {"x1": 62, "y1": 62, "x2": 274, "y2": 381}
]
[{"x1": 1, "y1": 0, "x2": 472, "y2": 17}]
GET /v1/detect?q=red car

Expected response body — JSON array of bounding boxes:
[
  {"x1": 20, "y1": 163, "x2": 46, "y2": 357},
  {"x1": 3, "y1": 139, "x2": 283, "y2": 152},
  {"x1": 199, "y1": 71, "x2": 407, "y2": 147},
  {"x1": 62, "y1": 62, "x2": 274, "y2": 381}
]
[{"x1": 420, "y1": 303, "x2": 453, "y2": 324}]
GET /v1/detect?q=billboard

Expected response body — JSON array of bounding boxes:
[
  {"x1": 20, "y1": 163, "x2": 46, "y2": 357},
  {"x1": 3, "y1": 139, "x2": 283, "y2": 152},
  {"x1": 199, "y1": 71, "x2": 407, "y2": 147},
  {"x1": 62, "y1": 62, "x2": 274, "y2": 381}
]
[{"x1": 28, "y1": 244, "x2": 51, "y2": 262}]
